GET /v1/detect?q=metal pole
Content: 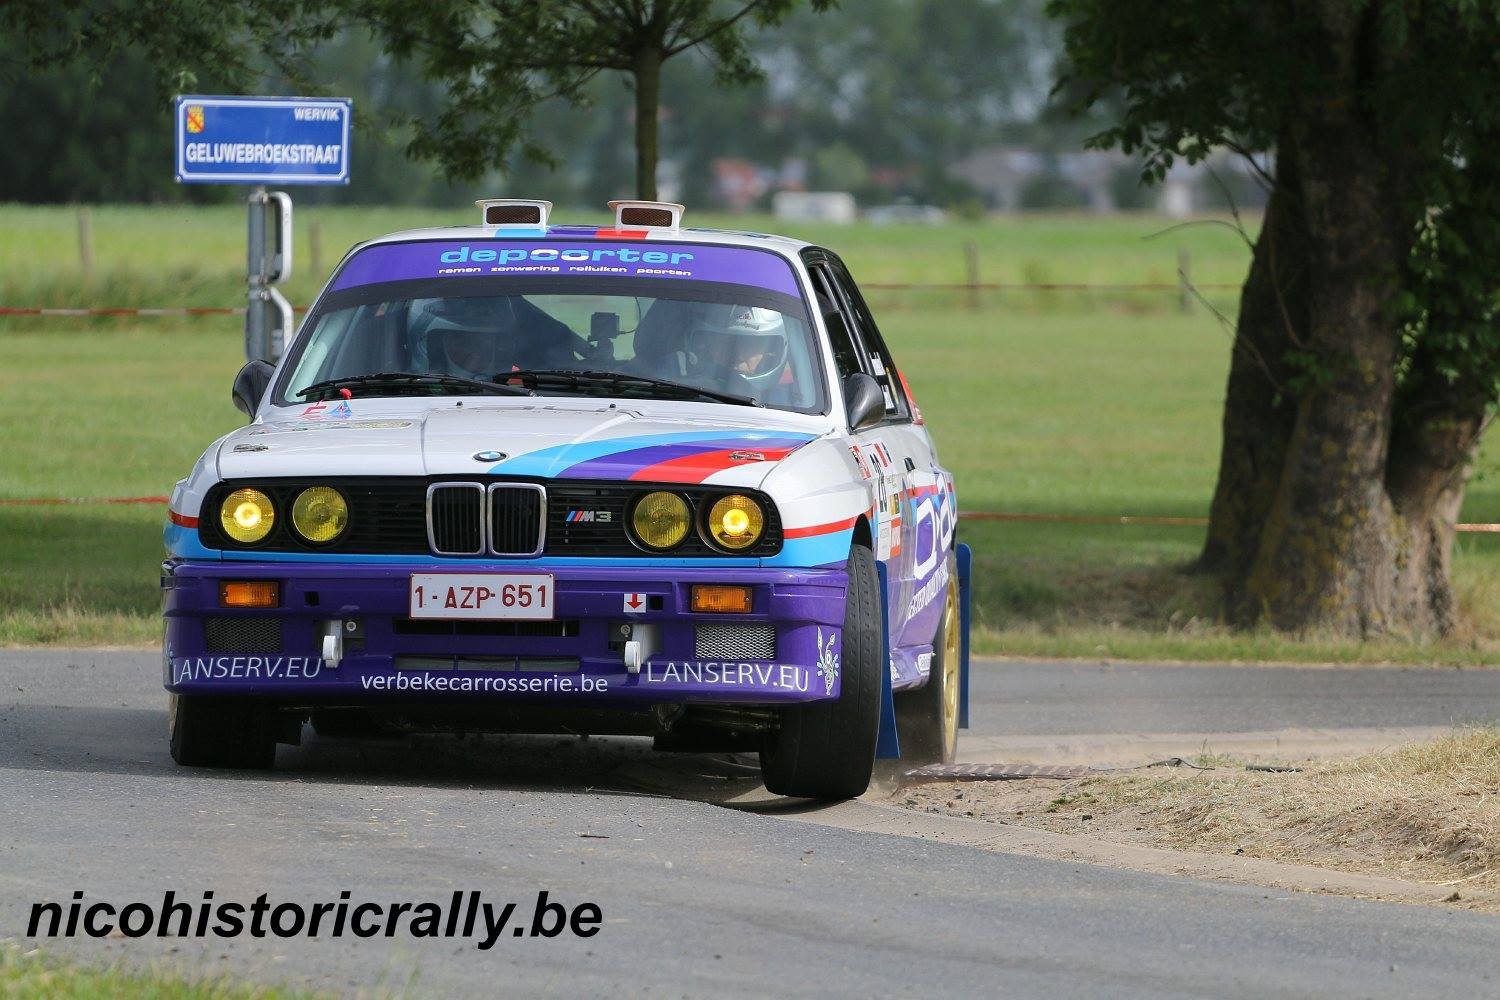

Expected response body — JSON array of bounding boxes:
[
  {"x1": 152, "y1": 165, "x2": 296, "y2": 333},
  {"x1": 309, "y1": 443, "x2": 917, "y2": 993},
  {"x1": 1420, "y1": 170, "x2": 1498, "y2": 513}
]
[{"x1": 245, "y1": 185, "x2": 268, "y2": 362}]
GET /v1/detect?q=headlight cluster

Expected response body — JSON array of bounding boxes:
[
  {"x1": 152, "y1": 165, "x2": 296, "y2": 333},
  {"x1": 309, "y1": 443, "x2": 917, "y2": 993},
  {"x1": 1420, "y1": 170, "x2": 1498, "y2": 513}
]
[
  {"x1": 219, "y1": 486, "x2": 348, "y2": 545},
  {"x1": 629, "y1": 491, "x2": 766, "y2": 553}
]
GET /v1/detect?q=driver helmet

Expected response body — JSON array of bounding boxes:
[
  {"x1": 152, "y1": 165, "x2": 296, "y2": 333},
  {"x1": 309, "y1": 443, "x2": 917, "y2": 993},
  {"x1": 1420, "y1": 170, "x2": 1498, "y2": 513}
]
[
  {"x1": 693, "y1": 306, "x2": 788, "y2": 381},
  {"x1": 427, "y1": 319, "x2": 502, "y2": 381}
]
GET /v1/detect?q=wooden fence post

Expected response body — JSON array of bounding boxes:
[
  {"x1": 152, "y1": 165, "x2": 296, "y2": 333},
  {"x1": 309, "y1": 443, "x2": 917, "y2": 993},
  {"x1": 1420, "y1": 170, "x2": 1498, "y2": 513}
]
[
  {"x1": 77, "y1": 206, "x2": 94, "y2": 278},
  {"x1": 309, "y1": 219, "x2": 323, "y2": 277},
  {"x1": 964, "y1": 240, "x2": 980, "y2": 310},
  {"x1": 1177, "y1": 249, "x2": 1192, "y2": 314}
]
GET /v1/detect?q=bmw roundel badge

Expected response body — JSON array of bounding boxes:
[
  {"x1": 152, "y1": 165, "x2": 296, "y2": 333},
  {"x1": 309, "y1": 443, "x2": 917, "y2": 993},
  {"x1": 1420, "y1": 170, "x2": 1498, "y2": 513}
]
[{"x1": 473, "y1": 450, "x2": 507, "y2": 462}]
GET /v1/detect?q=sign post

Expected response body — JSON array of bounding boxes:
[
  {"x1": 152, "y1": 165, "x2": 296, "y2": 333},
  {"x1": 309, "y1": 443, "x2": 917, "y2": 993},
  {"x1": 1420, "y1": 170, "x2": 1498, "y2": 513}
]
[{"x1": 173, "y1": 95, "x2": 352, "y2": 363}]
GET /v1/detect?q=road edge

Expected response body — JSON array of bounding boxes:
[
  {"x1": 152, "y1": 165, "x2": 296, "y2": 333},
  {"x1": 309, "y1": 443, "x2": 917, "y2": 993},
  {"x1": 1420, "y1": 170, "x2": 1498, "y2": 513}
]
[{"x1": 730, "y1": 793, "x2": 1500, "y2": 911}]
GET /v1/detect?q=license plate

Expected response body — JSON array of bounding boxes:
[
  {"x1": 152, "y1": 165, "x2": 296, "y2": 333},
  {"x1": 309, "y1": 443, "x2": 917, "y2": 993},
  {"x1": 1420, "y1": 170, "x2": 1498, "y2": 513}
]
[{"x1": 409, "y1": 573, "x2": 555, "y2": 620}]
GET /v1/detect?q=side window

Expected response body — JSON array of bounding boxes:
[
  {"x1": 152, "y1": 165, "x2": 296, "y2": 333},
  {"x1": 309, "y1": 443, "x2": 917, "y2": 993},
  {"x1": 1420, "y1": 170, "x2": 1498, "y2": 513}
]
[
  {"x1": 810, "y1": 265, "x2": 864, "y2": 381},
  {"x1": 827, "y1": 259, "x2": 910, "y2": 421}
]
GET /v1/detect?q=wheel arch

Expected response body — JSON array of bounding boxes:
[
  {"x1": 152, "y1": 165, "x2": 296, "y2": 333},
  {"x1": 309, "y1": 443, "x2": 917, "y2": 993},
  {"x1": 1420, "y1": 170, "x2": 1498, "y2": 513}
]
[{"x1": 850, "y1": 515, "x2": 873, "y2": 553}]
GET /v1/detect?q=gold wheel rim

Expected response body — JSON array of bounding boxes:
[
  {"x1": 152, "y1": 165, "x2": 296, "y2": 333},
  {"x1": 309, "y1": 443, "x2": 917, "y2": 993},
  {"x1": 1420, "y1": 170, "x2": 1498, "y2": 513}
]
[{"x1": 941, "y1": 574, "x2": 960, "y2": 752}]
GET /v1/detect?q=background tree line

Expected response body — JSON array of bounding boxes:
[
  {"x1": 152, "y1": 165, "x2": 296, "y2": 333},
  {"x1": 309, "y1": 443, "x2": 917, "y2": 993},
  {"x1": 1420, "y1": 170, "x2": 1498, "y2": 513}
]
[{"x1": 0, "y1": 0, "x2": 1066, "y2": 207}]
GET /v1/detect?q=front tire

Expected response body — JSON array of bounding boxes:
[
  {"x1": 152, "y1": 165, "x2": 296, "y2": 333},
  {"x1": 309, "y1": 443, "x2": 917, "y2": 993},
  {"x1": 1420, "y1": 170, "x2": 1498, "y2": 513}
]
[
  {"x1": 760, "y1": 544, "x2": 882, "y2": 799},
  {"x1": 168, "y1": 694, "x2": 276, "y2": 769},
  {"x1": 894, "y1": 564, "x2": 960, "y2": 764}
]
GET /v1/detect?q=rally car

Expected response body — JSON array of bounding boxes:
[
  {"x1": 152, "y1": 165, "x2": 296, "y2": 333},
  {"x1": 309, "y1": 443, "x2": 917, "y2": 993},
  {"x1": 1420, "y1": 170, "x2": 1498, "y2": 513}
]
[{"x1": 161, "y1": 199, "x2": 968, "y2": 799}]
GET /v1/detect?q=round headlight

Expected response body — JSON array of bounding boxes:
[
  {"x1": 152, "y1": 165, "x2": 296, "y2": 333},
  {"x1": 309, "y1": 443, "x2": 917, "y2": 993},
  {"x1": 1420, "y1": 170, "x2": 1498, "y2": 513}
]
[
  {"x1": 291, "y1": 486, "x2": 349, "y2": 543},
  {"x1": 220, "y1": 488, "x2": 275, "y2": 544},
  {"x1": 707, "y1": 494, "x2": 765, "y2": 551},
  {"x1": 631, "y1": 491, "x2": 692, "y2": 550}
]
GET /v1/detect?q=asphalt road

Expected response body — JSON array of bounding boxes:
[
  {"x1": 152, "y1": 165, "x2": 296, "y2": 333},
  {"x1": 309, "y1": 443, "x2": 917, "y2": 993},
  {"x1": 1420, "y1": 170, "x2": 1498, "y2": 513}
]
[
  {"x1": 973, "y1": 658, "x2": 1500, "y2": 735},
  {"x1": 4, "y1": 650, "x2": 1500, "y2": 998}
]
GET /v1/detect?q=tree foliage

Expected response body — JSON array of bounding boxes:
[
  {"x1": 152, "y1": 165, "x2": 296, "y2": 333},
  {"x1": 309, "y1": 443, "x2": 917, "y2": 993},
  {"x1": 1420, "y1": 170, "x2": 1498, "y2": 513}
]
[
  {"x1": 351, "y1": 0, "x2": 832, "y2": 198},
  {"x1": 0, "y1": 0, "x2": 337, "y2": 94},
  {"x1": 1050, "y1": 0, "x2": 1500, "y2": 635}
]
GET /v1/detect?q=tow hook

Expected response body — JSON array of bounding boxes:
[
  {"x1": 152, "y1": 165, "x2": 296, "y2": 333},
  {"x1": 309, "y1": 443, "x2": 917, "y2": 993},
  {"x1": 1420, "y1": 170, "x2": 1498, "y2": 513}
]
[
  {"x1": 622, "y1": 622, "x2": 660, "y2": 675},
  {"x1": 320, "y1": 621, "x2": 344, "y2": 668}
]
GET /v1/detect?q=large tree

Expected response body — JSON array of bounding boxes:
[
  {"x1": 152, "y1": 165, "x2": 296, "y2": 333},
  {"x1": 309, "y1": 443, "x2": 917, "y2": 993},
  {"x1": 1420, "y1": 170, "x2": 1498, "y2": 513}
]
[
  {"x1": 353, "y1": 0, "x2": 831, "y2": 199},
  {"x1": 1050, "y1": 1, "x2": 1500, "y2": 637},
  {"x1": 0, "y1": 0, "x2": 336, "y2": 92}
]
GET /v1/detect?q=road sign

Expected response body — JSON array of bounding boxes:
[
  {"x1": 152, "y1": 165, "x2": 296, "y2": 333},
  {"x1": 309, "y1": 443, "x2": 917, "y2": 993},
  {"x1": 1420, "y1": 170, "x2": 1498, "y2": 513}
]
[{"x1": 174, "y1": 95, "x2": 352, "y2": 185}]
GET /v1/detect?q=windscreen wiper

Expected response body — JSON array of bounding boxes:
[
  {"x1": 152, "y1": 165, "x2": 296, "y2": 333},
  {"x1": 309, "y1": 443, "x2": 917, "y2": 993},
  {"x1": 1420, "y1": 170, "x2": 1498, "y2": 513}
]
[
  {"x1": 297, "y1": 372, "x2": 534, "y2": 400},
  {"x1": 501, "y1": 369, "x2": 761, "y2": 407}
]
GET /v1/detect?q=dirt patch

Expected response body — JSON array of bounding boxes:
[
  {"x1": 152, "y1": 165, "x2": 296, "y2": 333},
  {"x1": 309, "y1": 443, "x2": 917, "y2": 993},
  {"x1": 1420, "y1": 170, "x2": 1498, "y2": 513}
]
[{"x1": 894, "y1": 729, "x2": 1500, "y2": 901}]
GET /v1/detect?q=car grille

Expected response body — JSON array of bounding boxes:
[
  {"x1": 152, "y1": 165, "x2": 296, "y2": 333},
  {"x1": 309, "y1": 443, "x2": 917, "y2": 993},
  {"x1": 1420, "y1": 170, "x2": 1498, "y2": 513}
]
[
  {"x1": 427, "y1": 484, "x2": 485, "y2": 555},
  {"x1": 489, "y1": 484, "x2": 545, "y2": 556},
  {"x1": 695, "y1": 623, "x2": 777, "y2": 660},
  {"x1": 199, "y1": 479, "x2": 781, "y2": 557},
  {"x1": 204, "y1": 616, "x2": 283, "y2": 653}
]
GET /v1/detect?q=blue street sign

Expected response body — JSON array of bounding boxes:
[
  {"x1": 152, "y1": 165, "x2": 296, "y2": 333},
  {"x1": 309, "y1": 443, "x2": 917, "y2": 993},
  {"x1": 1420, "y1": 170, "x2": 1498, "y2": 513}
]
[{"x1": 174, "y1": 95, "x2": 352, "y2": 185}]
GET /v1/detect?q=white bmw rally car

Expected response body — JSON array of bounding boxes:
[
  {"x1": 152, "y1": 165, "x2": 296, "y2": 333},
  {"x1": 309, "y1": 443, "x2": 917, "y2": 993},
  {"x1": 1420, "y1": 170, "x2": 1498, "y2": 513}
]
[{"x1": 162, "y1": 199, "x2": 968, "y2": 799}]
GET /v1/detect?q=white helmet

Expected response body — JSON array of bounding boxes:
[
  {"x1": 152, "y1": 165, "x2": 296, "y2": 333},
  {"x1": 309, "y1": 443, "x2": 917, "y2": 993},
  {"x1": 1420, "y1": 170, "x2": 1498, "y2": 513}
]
[
  {"x1": 691, "y1": 305, "x2": 789, "y2": 381},
  {"x1": 427, "y1": 319, "x2": 501, "y2": 381}
]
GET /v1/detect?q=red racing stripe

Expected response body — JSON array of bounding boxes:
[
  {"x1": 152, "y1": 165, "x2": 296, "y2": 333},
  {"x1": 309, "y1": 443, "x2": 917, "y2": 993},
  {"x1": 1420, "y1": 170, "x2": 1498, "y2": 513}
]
[
  {"x1": 784, "y1": 515, "x2": 859, "y2": 539},
  {"x1": 593, "y1": 228, "x2": 650, "y2": 239},
  {"x1": 627, "y1": 447, "x2": 798, "y2": 484}
]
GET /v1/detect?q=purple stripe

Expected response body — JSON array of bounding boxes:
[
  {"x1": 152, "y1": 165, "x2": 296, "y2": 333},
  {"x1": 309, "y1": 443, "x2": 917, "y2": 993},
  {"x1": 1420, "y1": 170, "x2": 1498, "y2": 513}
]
[{"x1": 558, "y1": 437, "x2": 812, "y2": 480}]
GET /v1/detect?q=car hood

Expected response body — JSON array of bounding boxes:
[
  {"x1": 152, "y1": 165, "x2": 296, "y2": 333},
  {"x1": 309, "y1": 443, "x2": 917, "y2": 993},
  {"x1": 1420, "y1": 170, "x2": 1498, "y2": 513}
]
[{"x1": 215, "y1": 402, "x2": 825, "y2": 487}]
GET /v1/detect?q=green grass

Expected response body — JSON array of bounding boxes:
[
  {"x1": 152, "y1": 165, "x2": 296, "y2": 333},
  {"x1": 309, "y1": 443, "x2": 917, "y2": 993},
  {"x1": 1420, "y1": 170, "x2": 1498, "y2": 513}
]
[
  {"x1": 1, "y1": 203, "x2": 1256, "y2": 300},
  {"x1": 0, "y1": 945, "x2": 319, "y2": 999},
  {"x1": 3, "y1": 204, "x2": 1499, "y2": 661}
]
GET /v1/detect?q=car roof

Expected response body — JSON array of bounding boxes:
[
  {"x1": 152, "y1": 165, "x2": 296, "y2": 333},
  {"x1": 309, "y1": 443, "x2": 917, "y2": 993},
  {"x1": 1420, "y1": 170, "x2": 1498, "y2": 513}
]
[{"x1": 356, "y1": 224, "x2": 816, "y2": 258}]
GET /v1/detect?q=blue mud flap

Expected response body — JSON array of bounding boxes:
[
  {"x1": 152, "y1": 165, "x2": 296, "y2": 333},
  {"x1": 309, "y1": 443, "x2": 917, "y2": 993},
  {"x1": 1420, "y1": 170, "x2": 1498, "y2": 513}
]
[
  {"x1": 957, "y1": 542, "x2": 972, "y2": 730},
  {"x1": 874, "y1": 560, "x2": 902, "y2": 759}
]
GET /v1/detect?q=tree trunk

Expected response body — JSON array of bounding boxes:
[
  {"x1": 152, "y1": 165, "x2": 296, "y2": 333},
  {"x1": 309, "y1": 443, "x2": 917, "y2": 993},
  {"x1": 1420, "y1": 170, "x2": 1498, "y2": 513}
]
[
  {"x1": 1238, "y1": 101, "x2": 1410, "y2": 633},
  {"x1": 1384, "y1": 356, "x2": 1491, "y2": 634},
  {"x1": 1198, "y1": 146, "x2": 1307, "y2": 581},
  {"x1": 632, "y1": 47, "x2": 661, "y2": 201},
  {"x1": 1194, "y1": 4, "x2": 1491, "y2": 639}
]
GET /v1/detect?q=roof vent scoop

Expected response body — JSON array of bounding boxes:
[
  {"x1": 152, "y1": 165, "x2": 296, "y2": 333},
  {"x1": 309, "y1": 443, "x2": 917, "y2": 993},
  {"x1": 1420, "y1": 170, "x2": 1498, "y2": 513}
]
[
  {"x1": 476, "y1": 199, "x2": 552, "y2": 229},
  {"x1": 609, "y1": 200, "x2": 684, "y2": 231}
]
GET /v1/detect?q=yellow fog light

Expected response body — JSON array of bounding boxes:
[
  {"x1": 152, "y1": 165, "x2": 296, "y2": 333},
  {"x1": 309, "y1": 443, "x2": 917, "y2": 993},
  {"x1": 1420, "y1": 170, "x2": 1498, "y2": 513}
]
[
  {"x1": 291, "y1": 486, "x2": 349, "y2": 543},
  {"x1": 631, "y1": 491, "x2": 691, "y2": 550},
  {"x1": 707, "y1": 494, "x2": 764, "y2": 551},
  {"x1": 220, "y1": 488, "x2": 275, "y2": 544}
]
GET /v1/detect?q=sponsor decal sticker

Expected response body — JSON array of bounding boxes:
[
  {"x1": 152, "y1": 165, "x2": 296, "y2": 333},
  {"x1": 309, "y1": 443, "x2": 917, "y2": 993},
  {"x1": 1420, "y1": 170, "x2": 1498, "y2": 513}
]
[
  {"x1": 815, "y1": 628, "x2": 841, "y2": 696},
  {"x1": 360, "y1": 673, "x2": 609, "y2": 693},
  {"x1": 172, "y1": 655, "x2": 322, "y2": 684},
  {"x1": 300, "y1": 399, "x2": 353, "y2": 420},
  {"x1": 906, "y1": 559, "x2": 951, "y2": 620},
  {"x1": 641, "y1": 661, "x2": 812, "y2": 692},
  {"x1": 329, "y1": 241, "x2": 804, "y2": 298}
]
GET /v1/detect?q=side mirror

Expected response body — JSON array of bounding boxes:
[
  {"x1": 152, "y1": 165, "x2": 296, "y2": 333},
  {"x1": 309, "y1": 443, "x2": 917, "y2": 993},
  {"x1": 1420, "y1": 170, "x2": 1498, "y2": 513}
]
[
  {"x1": 232, "y1": 360, "x2": 275, "y2": 419},
  {"x1": 843, "y1": 372, "x2": 886, "y2": 431}
]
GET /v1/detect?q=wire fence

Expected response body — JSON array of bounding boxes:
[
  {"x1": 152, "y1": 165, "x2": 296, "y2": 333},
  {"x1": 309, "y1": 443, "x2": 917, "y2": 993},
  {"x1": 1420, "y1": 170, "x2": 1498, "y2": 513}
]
[{"x1": 0, "y1": 277, "x2": 1245, "y2": 321}]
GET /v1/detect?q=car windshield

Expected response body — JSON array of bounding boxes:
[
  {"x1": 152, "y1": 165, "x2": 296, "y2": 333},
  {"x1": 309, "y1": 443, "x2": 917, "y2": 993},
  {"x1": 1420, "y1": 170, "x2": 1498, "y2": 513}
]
[{"x1": 276, "y1": 240, "x2": 826, "y2": 414}]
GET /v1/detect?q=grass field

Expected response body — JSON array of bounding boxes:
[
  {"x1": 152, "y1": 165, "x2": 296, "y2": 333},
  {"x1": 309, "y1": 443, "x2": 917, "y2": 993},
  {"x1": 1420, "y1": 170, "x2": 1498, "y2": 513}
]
[
  {"x1": 3, "y1": 203, "x2": 1499, "y2": 662},
  {"x1": 0, "y1": 944, "x2": 318, "y2": 998}
]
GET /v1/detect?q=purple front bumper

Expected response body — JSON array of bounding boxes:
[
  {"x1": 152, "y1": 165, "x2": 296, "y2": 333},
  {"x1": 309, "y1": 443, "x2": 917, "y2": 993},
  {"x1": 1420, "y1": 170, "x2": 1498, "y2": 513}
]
[{"x1": 162, "y1": 561, "x2": 848, "y2": 706}]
